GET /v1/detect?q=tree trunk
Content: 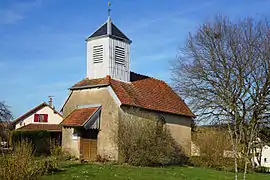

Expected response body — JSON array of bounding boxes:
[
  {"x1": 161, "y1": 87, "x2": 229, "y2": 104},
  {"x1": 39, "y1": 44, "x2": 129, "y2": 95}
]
[
  {"x1": 243, "y1": 160, "x2": 248, "y2": 180},
  {"x1": 251, "y1": 148, "x2": 255, "y2": 169},
  {"x1": 233, "y1": 144, "x2": 238, "y2": 180},
  {"x1": 258, "y1": 144, "x2": 263, "y2": 167},
  {"x1": 229, "y1": 128, "x2": 238, "y2": 180}
]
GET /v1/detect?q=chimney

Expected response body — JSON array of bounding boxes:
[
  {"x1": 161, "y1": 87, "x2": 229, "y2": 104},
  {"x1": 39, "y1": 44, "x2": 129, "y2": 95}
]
[
  {"x1": 106, "y1": 75, "x2": 111, "y2": 82},
  {"x1": 48, "y1": 96, "x2": 54, "y2": 109}
]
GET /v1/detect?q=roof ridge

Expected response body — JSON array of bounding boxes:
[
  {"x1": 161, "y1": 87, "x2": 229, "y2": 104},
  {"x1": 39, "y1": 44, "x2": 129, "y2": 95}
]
[
  {"x1": 60, "y1": 108, "x2": 77, "y2": 125},
  {"x1": 130, "y1": 71, "x2": 166, "y2": 83},
  {"x1": 70, "y1": 76, "x2": 110, "y2": 90},
  {"x1": 86, "y1": 20, "x2": 108, "y2": 40},
  {"x1": 12, "y1": 102, "x2": 47, "y2": 124},
  {"x1": 130, "y1": 71, "x2": 150, "y2": 78},
  {"x1": 109, "y1": 78, "x2": 138, "y2": 105},
  {"x1": 82, "y1": 106, "x2": 102, "y2": 126},
  {"x1": 13, "y1": 102, "x2": 63, "y2": 125}
]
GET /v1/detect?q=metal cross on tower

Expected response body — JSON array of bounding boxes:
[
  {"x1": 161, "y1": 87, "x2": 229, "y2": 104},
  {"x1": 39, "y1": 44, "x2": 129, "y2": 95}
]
[{"x1": 108, "y1": 1, "x2": 111, "y2": 19}]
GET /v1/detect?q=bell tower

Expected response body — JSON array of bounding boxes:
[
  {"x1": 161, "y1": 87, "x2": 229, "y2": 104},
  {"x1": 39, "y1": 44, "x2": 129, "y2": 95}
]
[{"x1": 86, "y1": 2, "x2": 132, "y2": 82}]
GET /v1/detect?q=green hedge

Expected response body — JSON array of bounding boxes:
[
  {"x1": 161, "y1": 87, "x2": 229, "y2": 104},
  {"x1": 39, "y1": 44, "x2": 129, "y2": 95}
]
[
  {"x1": 12, "y1": 131, "x2": 55, "y2": 155},
  {"x1": 189, "y1": 156, "x2": 245, "y2": 172}
]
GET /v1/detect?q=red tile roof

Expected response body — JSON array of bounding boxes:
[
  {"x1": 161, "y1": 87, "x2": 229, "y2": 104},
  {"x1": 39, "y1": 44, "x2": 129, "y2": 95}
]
[
  {"x1": 16, "y1": 124, "x2": 61, "y2": 132},
  {"x1": 71, "y1": 78, "x2": 110, "y2": 89},
  {"x1": 61, "y1": 107, "x2": 100, "y2": 126},
  {"x1": 70, "y1": 72, "x2": 194, "y2": 117},
  {"x1": 12, "y1": 102, "x2": 63, "y2": 125}
]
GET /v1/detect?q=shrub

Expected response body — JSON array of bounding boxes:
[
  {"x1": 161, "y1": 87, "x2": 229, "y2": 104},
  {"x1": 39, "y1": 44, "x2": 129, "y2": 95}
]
[
  {"x1": 51, "y1": 145, "x2": 62, "y2": 157},
  {"x1": 191, "y1": 127, "x2": 245, "y2": 171},
  {"x1": 50, "y1": 144, "x2": 73, "y2": 161},
  {"x1": 96, "y1": 154, "x2": 110, "y2": 163},
  {"x1": 117, "y1": 110, "x2": 186, "y2": 166},
  {"x1": 255, "y1": 166, "x2": 270, "y2": 173},
  {"x1": 0, "y1": 141, "x2": 59, "y2": 180},
  {"x1": 11, "y1": 130, "x2": 60, "y2": 155},
  {"x1": 189, "y1": 156, "x2": 238, "y2": 171},
  {"x1": 37, "y1": 156, "x2": 59, "y2": 174}
]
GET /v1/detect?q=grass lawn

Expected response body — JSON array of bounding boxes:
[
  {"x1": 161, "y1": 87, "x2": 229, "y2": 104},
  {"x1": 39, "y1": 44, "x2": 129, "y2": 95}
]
[{"x1": 42, "y1": 162, "x2": 269, "y2": 180}]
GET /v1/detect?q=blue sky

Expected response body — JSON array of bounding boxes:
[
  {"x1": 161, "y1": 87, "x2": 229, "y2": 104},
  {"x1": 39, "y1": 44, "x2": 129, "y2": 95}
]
[{"x1": 0, "y1": 0, "x2": 269, "y2": 118}]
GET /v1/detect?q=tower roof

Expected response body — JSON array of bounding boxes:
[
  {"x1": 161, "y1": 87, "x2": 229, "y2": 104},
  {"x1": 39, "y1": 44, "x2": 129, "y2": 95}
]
[{"x1": 87, "y1": 20, "x2": 132, "y2": 44}]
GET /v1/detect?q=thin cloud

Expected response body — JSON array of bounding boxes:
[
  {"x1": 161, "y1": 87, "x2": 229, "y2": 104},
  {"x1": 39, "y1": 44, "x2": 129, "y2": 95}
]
[
  {"x1": 124, "y1": 0, "x2": 215, "y2": 34},
  {"x1": 0, "y1": 10, "x2": 23, "y2": 24},
  {"x1": 0, "y1": 0, "x2": 42, "y2": 25}
]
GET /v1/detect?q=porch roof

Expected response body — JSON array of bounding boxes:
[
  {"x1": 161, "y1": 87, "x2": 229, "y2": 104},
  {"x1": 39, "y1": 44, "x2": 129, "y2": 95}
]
[
  {"x1": 16, "y1": 124, "x2": 61, "y2": 132},
  {"x1": 60, "y1": 106, "x2": 101, "y2": 127}
]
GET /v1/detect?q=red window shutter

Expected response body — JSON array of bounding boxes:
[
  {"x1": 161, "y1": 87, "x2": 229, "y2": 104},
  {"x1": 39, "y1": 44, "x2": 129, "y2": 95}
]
[
  {"x1": 44, "y1": 114, "x2": 48, "y2": 122},
  {"x1": 34, "y1": 114, "x2": 39, "y2": 122}
]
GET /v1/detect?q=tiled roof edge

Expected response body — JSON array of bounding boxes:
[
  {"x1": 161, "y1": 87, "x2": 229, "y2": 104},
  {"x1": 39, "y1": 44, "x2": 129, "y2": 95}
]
[{"x1": 70, "y1": 83, "x2": 110, "y2": 90}]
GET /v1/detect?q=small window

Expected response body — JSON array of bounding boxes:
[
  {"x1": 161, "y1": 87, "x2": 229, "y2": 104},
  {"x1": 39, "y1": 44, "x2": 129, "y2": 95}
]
[
  {"x1": 115, "y1": 46, "x2": 125, "y2": 65},
  {"x1": 93, "y1": 45, "x2": 103, "y2": 63},
  {"x1": 265, "y1": 158, "x2": 267, "y2": 163},
  {"x1": 72, "y1": 132, "x2": 78, "y2": 140},
  {"x1": 34, "y1": 114, "x2": 48, "y2": 122},
  {"x1": 20, "y1": 121, "x2": 23, "y2": 126}
]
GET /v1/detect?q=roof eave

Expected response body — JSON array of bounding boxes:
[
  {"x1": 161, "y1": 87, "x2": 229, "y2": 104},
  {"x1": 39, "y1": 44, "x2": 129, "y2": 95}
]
[
  {"x1": 120, "y1": 104, "x2": 195, "y2": 118},
  {"x1": 17, "y1": 129, "x2": 61, "y2": 132},
  {"x1": 82, "y1": 106, "x2": 102, "y2": 127},
  {"x1": 86, "y1": 34, "x2": 132, "y2": 44},
  {"x1": 60, "y1": 124, "x2": 83, "y2": 128},
  {"x1": 85, "y1": 34, "x2": 108, "y2": 41},
  {"x1": 60, "y1": 106, "x2": 102, "y2": 127},
  {"x1": 12, "y1": 102, "x2": 47, "y2": 125},
  {"x1": 70, "y1": 84, "x2": 109, "y2": 90}
]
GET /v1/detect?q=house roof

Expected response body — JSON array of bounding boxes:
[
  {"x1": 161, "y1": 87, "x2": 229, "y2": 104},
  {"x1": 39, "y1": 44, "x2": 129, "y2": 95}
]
[
  {"x1": 61, "y1": 107, "x2": 101, "y2": 126},
  {"x1": 12, "y1": 102, "x2": 63, "y2": 125},
  {"x1": 16, "y1": 124, "x2": 61, "y2": 132},
  {"x1": 87, "y1": 20, "x2": 131, "y2": 43},
  {"x1": 69, "y1": 72, "x2": 194, "y2": 117}
]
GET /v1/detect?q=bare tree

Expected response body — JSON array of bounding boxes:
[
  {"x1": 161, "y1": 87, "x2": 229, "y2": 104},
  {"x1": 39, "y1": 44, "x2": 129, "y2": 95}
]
[
  {"x1": 171, "y1": 16, "x2": 270, "y2": 180},
  {"x1": 0, "y1": 102, "x2": 12, "y2": 147},
  {"x1": 252, "y1": 126, "x2": 270, "y2": 168},
  {"x1": 0, "y1": 102, "x2": 12, "y2": 123}
]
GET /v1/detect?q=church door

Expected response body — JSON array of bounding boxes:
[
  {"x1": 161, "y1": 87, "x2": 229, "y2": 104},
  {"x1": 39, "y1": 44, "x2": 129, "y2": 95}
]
[{"x1": 80, "y1": 138, "x2": 97, "y2": 161}]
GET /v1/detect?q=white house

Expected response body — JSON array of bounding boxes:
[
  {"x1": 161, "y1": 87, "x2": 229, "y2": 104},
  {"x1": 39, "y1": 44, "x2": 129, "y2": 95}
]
[
  {"x1": 252, "y1": 145, "x2": 270, "y2": 169},
  {"x1": 260, "y1": 145, "x2": 270, "y2": 168},
  {"x1": 12, "y1": 100, "x2": 63, "y2": 132}
]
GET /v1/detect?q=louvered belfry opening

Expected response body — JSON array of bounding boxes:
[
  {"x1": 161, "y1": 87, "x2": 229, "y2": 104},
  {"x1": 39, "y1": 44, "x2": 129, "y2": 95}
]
[
  {"x1": 115, "y1": 46, "x2": 125, "y2": 65},
  {"x1": 93, "y1": 45, "x2": 103, "y2": 63},
  {"x1": 86, "y1": 17, "x2": 132, "y2": 81}
]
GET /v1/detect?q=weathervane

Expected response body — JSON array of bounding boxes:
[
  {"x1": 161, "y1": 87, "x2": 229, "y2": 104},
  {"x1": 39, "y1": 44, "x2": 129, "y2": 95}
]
[{"x1": 108, "y1": 1, "x2": 111, "y2": 18}]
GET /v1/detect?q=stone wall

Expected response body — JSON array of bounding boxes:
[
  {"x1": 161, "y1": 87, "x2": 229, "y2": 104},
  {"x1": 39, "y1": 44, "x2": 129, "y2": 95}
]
[
  {"x1": 62, "y1": 87, "x2": 119, "y2": 160},
  {"x1": 62, "y1": 127, "x2": 80, "y2": 157},
  {"x1": 164, "y1": 113, "x2": 192, "y2": 155},
  {"x1": 62, "y1": 86, "x2": 192, "y2": 160}
]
